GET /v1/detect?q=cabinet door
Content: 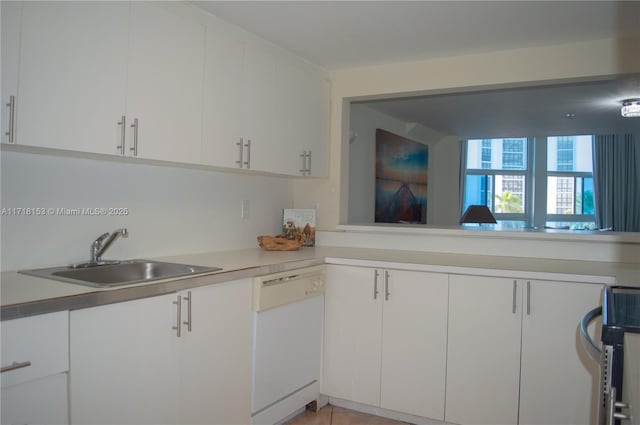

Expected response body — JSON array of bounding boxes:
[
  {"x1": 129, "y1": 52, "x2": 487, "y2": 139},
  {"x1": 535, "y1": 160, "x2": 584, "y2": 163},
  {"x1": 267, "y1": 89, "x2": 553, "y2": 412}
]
[
  {"x1": 126, "y1": 3, "x2": 204, "y2": 164},
  {"x1": 1, "y1": 373, "x2": 68, "y2": 425},
  {"x1": 15, "y1": 2, "x2": 129, "y2": 154},
  {"x1": 201, "y1": 19, "x2": 245, "y2": 169},
  {"x1": 1, "y1": 1, "x2": 21, "y2": 145},
  {"x1": 323, "y1": 265, "x2": 383, "y2": 406},
  {"x1": 446, "y1": 275, "x2": 523, "y2": 425},
  {"x1": 1, "y1": 311, "x2": 68, "y2": 388},
  {"x1": 304, "y1": 73, "x2": 330, "y2": 177},
  {"x1": 276, "y1": 55, "x2": 330, "y2": 176},
  {"x1": 240, "y1": 36, "x2": 279, "y2": 173},
  {"x1": 177, "y1": 279, "x2": 252, "y2": 425},
  {"x1": 69, "y1": 294, "x2": 179, "y2": 425},
  {"x1": 380, "y1": 270, "x2": 448, "y2": 420},
  {"x1": 519, "y1": 280, "x2": 602, "y2": 425},
  {"x1": 275, "y1": 56, "x2": 330, "y2": 177}
]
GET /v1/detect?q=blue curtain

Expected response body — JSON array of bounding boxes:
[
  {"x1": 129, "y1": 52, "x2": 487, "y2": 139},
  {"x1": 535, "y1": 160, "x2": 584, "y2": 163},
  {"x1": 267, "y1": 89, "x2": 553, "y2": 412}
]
[
  {"x1": 592, "y1": 134, "x2": 640, "y2": 231},
  {"x1": 458, "y1": 140, "x2": 467, "y2": 217}
]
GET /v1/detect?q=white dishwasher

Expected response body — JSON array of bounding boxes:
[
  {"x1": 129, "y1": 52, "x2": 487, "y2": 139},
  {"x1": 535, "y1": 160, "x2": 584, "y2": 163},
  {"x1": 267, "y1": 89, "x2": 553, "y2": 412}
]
[{"x1": 251, "y1": 266, "x2": 326, "y2": 425}]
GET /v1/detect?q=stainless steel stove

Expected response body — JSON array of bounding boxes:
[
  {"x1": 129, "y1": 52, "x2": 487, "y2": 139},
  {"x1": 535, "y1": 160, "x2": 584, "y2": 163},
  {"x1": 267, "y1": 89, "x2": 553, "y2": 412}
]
[{"x1": 582, "y1": 286, "x2": 639, "y2": 425}]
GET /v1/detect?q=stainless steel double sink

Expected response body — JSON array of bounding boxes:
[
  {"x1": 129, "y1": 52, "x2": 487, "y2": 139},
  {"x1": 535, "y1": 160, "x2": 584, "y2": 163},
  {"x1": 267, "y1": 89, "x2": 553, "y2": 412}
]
[{"x1": 21, "y1": 260, "x2": 222, "y2": 288}]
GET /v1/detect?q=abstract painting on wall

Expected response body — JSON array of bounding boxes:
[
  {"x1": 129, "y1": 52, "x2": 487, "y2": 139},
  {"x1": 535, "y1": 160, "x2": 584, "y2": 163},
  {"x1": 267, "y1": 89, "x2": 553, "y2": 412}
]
[{"x1": 375, "y1": 129, "x2": 428, "y2": 224}]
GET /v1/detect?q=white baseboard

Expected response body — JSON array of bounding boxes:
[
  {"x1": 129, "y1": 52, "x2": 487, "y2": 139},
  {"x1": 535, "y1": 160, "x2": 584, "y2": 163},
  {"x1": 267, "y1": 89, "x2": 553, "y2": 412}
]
[{"x1": 326, "y1": 396, "x2": 451, "y2": 425}]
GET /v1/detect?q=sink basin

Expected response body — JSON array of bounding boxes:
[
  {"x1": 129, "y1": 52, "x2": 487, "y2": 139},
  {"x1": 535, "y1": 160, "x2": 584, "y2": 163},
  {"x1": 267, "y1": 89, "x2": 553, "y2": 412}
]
[{"x1": 21, "y1": 260, "x2": 222, "y2": 288}]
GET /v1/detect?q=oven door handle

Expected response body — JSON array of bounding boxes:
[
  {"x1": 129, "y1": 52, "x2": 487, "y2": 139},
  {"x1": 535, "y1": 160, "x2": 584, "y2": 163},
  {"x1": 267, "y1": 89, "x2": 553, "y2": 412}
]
[{"x1": 580, "y1": 306, "x2": 603, "y2": 356}]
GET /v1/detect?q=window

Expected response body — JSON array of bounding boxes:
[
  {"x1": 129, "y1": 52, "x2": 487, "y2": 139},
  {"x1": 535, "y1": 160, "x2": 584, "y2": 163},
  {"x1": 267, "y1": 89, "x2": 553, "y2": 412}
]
[
  {"x1": 546, "y1": 135, "x2": 595, "y2": 229},
  {"x1": 462, "y1": 135, "x2": 595, "y2": 229},
  {"x1": 463, "y1": 138, "x2": 529, "y2": 228}
]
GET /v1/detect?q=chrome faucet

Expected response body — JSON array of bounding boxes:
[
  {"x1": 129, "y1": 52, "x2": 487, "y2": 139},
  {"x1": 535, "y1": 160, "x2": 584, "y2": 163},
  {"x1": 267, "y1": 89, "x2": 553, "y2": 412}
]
[{"x1": 89, "y1": 228, "x2": 128, "y2": 265}]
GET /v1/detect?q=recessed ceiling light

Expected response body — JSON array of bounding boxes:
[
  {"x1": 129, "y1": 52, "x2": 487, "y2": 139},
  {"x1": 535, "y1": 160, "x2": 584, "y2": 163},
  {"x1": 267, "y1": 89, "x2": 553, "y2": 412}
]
[
  {"x1": 564, "y1": 113, "x2": 576, "y2": 119},
  {"x1": 621, "y1": 98, "x2": 640, "y2": 117}
]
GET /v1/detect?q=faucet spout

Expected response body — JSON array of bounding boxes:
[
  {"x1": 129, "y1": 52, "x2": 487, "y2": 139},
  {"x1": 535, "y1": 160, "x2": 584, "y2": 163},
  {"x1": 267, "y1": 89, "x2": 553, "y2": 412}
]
[{"x1": 90, "y1": 228, "x2": 128, "y2": 264}]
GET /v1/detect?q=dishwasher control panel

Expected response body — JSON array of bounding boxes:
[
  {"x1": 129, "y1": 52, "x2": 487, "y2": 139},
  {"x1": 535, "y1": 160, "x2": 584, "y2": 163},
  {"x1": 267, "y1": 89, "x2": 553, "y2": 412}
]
[{"x1": 252, "y1": 265, "x2": 326, "y2": 312}]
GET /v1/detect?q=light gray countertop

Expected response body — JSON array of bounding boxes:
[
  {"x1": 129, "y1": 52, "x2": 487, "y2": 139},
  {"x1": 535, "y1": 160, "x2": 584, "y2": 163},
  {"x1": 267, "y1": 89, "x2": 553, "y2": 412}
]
[{"x1": 2, "y1": 246, "x2": 638, "y2": 320}]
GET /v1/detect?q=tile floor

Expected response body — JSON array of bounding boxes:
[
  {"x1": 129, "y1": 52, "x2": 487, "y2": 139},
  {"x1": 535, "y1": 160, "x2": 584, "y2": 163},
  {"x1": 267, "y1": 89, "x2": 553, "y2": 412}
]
[{"x1": 284, "y1": 405, "x2": 410, "y2": 425}]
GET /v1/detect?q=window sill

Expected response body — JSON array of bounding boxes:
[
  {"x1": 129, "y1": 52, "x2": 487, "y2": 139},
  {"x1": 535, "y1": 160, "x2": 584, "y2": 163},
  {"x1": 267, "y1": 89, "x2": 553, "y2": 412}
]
[{"x1": 337, "y1": 223, "x2": 640, "y2": 244}]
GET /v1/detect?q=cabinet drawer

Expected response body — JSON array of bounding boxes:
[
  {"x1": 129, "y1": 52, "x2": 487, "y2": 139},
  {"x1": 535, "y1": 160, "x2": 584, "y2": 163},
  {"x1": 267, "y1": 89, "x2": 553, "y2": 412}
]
[{"x1": 1, "y1": 311, "x2": 69, "y2": 387}]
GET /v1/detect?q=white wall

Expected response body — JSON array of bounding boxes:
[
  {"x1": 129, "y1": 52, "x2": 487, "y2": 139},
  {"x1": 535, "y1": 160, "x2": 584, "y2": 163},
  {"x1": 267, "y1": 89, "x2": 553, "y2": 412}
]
[
  {"x1": 1, "y1": 151, "x2": 293, "y2": 270},
  {"x1": 348, "y1": 104, "x2": 460, "y2": 226}
]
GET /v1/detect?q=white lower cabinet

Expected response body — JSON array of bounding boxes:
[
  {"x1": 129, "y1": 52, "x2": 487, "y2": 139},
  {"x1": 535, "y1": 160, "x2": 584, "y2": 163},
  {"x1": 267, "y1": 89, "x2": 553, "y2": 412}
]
[
  {"x1": 1, "y1": 373, "x2": 69, "y2": 425},
  {"x1": 518, "y1": 279, "x2": 602, "y2": 425},
  {"x1": 323, "y1": 265, "x2": 448, "y2": 420},
  {"x1": 1, "y1": 311, "x2": 70, "y2": 425},
  {"x1": 446, "y1": 275, "x2": 524, "y2": 425},
  {"x1": 69, "y1": 279, "x2": 252, "y2": 425},
  {"x1": 446, "y1": 274, "x2": 602, "y2": 425}
]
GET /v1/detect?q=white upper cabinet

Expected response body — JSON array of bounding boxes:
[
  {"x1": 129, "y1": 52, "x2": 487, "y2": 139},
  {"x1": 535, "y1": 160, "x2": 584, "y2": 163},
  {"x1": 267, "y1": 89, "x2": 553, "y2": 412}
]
[
  {"x1": 201, "y1": 21, "x2": 330, "y2": 176},
  {"x1": 13, "y1": 2, "x2": 129, "y2": 154},
  {"x1": 239, "y1": 36, "x2": 280, "y2": 173},
  {"x1": 201, "y1": 18, "x2": 245, "y2": 169},
  {"x1": 5, "y1": 2, "x2": 204, "y2": 162},
  {"x1": 126, "y1": 3, "x2": 204, "y2": 164},
  {"x1": 276, "y1": 55, "x2": 330, "y2": 177},
  {"x1": 1, "y1": 1, "x2": 22, "y2": 145},
  {"x1": 4, "y1": 2, "x2": 329, "y2": 173}
]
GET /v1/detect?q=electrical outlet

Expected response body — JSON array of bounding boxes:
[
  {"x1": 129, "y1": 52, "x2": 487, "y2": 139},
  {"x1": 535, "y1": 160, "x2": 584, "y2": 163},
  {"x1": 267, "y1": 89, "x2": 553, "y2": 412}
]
[{"x1": 241, "y1": 200, "x2": 250, "y2": 220}]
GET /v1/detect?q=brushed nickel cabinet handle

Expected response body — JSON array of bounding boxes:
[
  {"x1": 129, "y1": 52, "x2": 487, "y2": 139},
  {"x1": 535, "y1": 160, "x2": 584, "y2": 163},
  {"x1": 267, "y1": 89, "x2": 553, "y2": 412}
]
[
  {"x1": 384, "y1": 270, "x2": 390, "y2": 301},
  {"x1": 300, "y1": 151, "x2": 307, "y2": 174},
  {"x1": 236, "y1": 138, "x2": 244, "y2": 168},
  {"x1": 183, "y1": 291, "x2": 192, "y2": 332},
  {"x1": 512, "y1": 280, "x2": 517, "y2": 314},
  {"x1": 244, "y1": 139, "x2": 251, "y2": 169},
  {"x1": 1, "y1": 361, "x2": 31, "y2": 373},
  {"x1": 117, "y1": 115, "x2": 126, "y2": 154},
  {"x1": 5, "y1": 95, "x2": 15, "y2": 144},
  {"x1": 173, "y1": 295, "x2": 182, "y2": 337},
  {"x1": 299, "y1": 151, "x2": 312, "y2": 175},
  {"x1": 373, "y1": 270, "x2": 380, "y2": 299},
  {"x1": 130, "y1": 118, "x2": 139, "y2": 156},
  {"x1": 526, "y1": 281, "x2": 531, "y2": 315}
]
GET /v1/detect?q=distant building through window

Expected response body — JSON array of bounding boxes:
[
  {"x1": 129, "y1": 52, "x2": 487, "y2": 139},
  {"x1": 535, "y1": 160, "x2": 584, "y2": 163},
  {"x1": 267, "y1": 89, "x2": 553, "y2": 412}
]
[{"x1": 462, "y1": 135, "x2": 595, "y2": 229}]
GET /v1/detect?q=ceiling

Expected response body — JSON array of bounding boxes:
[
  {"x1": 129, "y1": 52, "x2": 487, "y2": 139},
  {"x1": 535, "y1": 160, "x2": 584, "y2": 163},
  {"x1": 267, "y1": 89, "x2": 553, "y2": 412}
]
[
  {"x1": 192, "y1": 1, "x2": 640, "y2": 138},
  {"x1": 356, "y1": 76, "x2": 640, "y2": 139},
  {"x1": 193, "y1": 1, "x2": 640, "y2": 71}
]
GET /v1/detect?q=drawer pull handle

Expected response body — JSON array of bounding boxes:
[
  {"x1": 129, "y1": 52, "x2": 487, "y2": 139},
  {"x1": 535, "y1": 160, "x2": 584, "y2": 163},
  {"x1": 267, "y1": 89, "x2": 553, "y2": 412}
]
[{"x1": 1, "y1": 361, "x2": 32, "y2": 373}]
